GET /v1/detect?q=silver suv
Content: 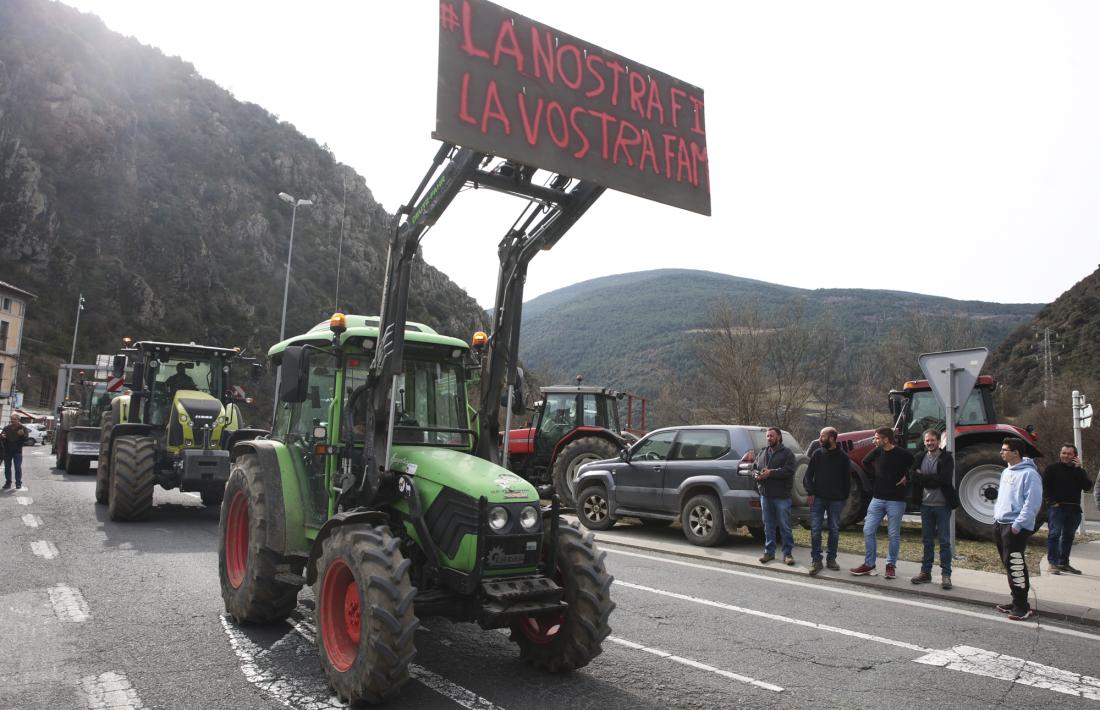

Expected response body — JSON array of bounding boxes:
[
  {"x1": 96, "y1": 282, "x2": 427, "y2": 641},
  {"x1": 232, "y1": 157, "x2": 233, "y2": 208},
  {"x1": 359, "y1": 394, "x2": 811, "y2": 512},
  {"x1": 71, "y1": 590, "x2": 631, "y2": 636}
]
[{"x1": 573, "y1": 425, "x2": 810, "y2": 546}]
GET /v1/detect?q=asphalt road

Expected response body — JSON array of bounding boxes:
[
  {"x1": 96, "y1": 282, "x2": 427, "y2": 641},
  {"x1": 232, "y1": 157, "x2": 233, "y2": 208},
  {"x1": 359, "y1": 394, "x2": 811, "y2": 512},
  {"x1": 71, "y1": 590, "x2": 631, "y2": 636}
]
[{"x1": 4, "y1": 448, "x2": 1099, "y2": 710}]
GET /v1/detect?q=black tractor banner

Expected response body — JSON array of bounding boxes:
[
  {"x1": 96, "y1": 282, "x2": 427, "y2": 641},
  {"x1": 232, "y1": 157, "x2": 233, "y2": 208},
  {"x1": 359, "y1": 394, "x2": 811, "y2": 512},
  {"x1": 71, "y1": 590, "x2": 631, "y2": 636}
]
[{"x1": 436, "y1": 0, "x2": 711, "y2": 216}]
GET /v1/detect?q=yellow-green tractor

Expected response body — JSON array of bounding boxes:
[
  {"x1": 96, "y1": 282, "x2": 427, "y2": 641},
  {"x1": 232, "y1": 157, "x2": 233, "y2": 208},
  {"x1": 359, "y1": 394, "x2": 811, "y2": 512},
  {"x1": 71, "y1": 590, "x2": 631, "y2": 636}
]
[{"x1": 95, "y1": 341, "x2": 265, "y2": 521}]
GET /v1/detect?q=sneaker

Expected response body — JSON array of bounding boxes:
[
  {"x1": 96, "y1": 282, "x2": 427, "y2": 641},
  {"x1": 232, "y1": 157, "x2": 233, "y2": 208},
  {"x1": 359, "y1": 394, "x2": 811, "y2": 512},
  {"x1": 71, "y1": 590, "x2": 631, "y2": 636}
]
[
  {"x1": 14, "y1": 482, "x2": 22, "y2": 489},
  {"x1": 885, "y1": 564, "x2": 896, "y2": 580},
  {"x1": 759, "y1": 553, "x2": 775, "y2": 564},
  {"x1": 1008, "y1": 608, "x2": 1037, "y2": 622},
  {"x1": 941, "y1": 575, "x2": 952, "y2": 590},
  {"x1": 1059, "y1": 563, "x2": 1083, "y2": 575},
  {"x1": 825, "y1": 559, "x2": 840, "y2": 571},
  {"x1": 910, "y1": 572, "x2": 932, "y2": 585},
  {"x1": 809, "y1": 560, "x2": 823, "y2": 576},
  {"x1": 994, "y1": 603, "x2": 1013, "y2": 614},
  {"x1": 849, "y1": 564, "x2": 877, "y2": 576},
  {"x1": 1, "y1": 481, "x2": 10, "y2": 490},
  {"x1": 784, "y1": 554, "x2": 795, "y2": 566}
]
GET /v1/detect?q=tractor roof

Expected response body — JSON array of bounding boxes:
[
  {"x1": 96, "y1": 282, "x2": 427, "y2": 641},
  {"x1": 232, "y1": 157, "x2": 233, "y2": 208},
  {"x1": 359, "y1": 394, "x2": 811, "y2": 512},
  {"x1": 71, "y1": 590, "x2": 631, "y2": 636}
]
[
  {"x1": 268, "y1": 314, "x2": 469, "y2": 358},
  {"x1": 542, "y1": 386, "x2": 621, "y2": 397},
  {"x1": 899, "y1": 374, "x2": 996, "y2": 392},
  {"x1": 129, "y1": 341, "x2": 240, "y2": 358}
]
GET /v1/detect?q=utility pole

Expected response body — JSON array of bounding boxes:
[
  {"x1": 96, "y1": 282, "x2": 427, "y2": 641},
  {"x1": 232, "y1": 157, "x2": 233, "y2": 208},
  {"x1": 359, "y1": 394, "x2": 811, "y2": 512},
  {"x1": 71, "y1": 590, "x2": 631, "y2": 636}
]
[
  {"x1": 335, "y1": 167, "x2": 348, "y2": 312},
  {"x1": 65, "y1": 293, "x2": 85, "y2": 401},
  {"x1": 1036, "y1": 327, "x2": 1058, "y2": 407}
]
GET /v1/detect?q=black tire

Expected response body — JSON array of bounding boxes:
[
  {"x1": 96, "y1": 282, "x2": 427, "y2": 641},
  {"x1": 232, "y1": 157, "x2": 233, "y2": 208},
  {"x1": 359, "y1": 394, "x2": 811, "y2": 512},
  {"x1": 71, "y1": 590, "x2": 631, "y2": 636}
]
[
  {"x1": 55, "y1": 430, "x2": 67, "y2": 470},
  {"x1": 576, "y1": 485, "x2": 616, "y2": 531},
  {"x1": 639, "y1": 518, "x2": 674, "y2": 529},
  {"x1": 747, "y1": 525, "x2": 766, "y2": 542},
  {"x1": 551, "y1": 437, "x2": 619, "y2": 508},
  {"x1": 219, "y1": 456, "x2": 303, "y2": 624},
  {"x1": 680, "y1": 494, "x2": 728, "y2": 547},
  {"x1": 201, "y1": 484, "x2": 225, "y2": 506},
  {"x1": 955, "y1": 444, "x2": 1002, "y2": 541},
  {"x1": 108, "y1": 435, "x2": 156, "y2": 521},
  {"x1": 95, "y1": 411, "x2": 114, "y2": 505},
  {"x1": 66, "y1": 454, "x2": 90, "y2": 476},
  {"x1": 511, "y1": 522, "x2": 614, "y2": 672},
  {"x1": 314, "y1": 525, "x2": 417, "y2": 705},
  {"x1": 839, "y1": 475, "x2": 869, "y2": 528}
]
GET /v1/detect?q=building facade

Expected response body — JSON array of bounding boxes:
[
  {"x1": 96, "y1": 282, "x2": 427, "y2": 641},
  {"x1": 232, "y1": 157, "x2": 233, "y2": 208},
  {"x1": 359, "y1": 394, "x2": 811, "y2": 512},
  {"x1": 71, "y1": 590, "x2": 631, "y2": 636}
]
[{"x1": 0, "y1": 281, "x2": 36, "y2": 406}]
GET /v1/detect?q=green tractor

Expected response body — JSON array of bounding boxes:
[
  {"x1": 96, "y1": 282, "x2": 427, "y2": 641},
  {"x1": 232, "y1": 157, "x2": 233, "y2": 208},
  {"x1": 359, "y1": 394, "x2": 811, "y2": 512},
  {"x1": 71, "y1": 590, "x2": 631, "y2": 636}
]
[{"x1": 96, "y1": 341, "x2": 265, "y2": 520}]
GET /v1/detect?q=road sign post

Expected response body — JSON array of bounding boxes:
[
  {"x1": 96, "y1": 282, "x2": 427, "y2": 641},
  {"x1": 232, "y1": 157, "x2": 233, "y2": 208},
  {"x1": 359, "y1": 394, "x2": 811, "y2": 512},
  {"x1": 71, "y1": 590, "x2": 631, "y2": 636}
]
[
  {"x1": 1072, "y1": 391, "x2": 1090, "y2": 535},
  {"x1": 918, "y1": 348, "x2": 989, "y2": 560}
]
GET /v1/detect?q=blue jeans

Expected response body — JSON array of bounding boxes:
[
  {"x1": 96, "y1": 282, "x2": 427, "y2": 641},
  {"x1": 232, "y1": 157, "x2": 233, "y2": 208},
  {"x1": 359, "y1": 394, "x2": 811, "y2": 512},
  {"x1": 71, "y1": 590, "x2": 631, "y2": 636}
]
[
  {"x1": 761, "y1": 495, "x2": 793, "y2": 556},
  {"x1": 863, "y1": 497, "x2": 906, "y2": 567},
  {"x1": 4, "y1": 451, "x2": 23, "y2": 484},
  {"x1": 920, "y1": 505, "x2": 952, "y2": 576},
  {"x1": 810, "y1": 498, "x2": 845, "y2": 562},
  {"x1": 1048, "y1": 506, "x2": 1083, "y2": 565}
]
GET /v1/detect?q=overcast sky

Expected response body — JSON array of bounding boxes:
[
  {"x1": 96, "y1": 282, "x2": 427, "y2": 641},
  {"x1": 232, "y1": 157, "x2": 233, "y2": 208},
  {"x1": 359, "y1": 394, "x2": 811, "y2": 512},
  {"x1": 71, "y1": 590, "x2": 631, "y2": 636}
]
[{"x1": 59, "y1": 0, "x2": 1100, "y2": 307}]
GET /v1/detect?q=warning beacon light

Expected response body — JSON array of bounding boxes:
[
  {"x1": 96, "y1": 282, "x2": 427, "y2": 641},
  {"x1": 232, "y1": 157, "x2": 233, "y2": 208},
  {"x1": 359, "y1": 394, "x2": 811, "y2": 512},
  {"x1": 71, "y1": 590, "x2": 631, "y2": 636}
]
[{"x1": 329, "y1": 312, "x2": 347, "y2": 334}]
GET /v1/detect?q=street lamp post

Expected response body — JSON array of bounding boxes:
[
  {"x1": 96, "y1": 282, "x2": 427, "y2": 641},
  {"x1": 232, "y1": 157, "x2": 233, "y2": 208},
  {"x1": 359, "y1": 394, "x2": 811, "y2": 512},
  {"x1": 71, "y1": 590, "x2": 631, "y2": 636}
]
[
  {"x1": 274, "y1": 192, "x2": 313, "y2": 398},
  {"x1": 65, "y1": 293, "x2": 85, "y2": 400}
]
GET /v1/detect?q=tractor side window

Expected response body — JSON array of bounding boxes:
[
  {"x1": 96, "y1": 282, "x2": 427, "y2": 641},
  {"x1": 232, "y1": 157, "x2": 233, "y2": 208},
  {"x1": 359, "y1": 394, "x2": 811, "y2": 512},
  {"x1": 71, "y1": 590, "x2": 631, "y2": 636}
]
[
  {"x1": 271, "y1": 402, "x2": 293, "y2": 441},
  {"x1": 288, "y1": 359, "x2": 336, "y2": 441},
  {"x1": 632, "y1": 431, "x2": 676, "y2": 462},
  {"x1": 958, "y1": 390, "x2": 989, "y2": 426},
  {"x1": 581, "y1": 394, "x2": 598, "y2": 427},
  {"x1": 537, "y1": 393, "x2": 576, "y2": 450},
  {"x1": 672, "y1": 430, "x2": 730, "y2": 461},
  {"x1": 907, "y1": 391, "x2": 944, "y2": 439}
]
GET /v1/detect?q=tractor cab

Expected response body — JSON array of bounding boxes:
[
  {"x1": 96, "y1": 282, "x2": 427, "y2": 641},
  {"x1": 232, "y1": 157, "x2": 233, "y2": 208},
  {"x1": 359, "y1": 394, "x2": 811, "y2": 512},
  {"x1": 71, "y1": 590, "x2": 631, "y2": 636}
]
[
  {"x1": 890, "y1": 376, "x2": 996, "y2": 452},
  {"x1": 532, "y1": 386, "x2": 623, "y2": 455}
]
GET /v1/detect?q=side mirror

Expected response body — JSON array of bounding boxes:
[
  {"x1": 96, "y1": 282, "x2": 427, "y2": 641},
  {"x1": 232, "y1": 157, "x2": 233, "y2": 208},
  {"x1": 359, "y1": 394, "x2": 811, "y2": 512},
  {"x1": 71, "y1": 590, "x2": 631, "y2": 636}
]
[
  {"x1": 278, "y1": 346, "x2": 310, "y2": 403},
  {"x1": 737, "y1": 450, "x2": 757, "y2": 476},
  {"x1": 112, "y1": 355, "x2": 126, "y2": 379}
]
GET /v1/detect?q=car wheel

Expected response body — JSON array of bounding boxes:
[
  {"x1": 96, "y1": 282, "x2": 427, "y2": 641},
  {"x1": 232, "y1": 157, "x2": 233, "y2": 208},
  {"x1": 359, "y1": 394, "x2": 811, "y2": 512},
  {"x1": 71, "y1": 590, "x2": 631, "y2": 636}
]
[
  {"x1": 680, "y1": 494, "x2": 727, "y2": 547},
  {"x1": 576, "y1": 485, "x2": 616, "y2": 531}
]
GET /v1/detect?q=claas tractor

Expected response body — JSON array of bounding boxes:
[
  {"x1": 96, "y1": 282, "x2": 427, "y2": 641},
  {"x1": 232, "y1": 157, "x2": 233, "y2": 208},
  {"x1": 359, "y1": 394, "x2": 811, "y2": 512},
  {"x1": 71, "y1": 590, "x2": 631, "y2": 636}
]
[{"x1": 95, "y1": 341, "x2": 265, "y2": 520}]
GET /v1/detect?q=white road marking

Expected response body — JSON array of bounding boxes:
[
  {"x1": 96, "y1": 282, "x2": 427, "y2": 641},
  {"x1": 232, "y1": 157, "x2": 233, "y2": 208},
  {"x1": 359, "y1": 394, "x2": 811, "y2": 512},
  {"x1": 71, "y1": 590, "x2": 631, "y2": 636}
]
[
  {"x1": 915, "y1": 645, "x2": 1100, "y2": 700},
  {"x1": 81, "y1": 671, "x2": 148, "y2": 710},
  {"x1": 16, "y1": 496, "x2": 32, "y2": 505},
  {"x1": 604, "y1": 547, "x2": 1100, "y2": 643},
  {"x1": 30, "y1": 540, "x2": 59, "y2": 559},
  {"x1": 615, "y1": 580, "x2": 1100, "y2": 701},
  {"x1": 22, "y1": 513, "x2": 42, "y2": 528},
  {"x1": 291, "y1": 621, "x2": 507, "y2": 710},
  {"x1": 47, "y1": 584, "x2": 90, "y2": 622},
  {"x1": 607, "y1": 635, "x2": 784, "y2": 692}
]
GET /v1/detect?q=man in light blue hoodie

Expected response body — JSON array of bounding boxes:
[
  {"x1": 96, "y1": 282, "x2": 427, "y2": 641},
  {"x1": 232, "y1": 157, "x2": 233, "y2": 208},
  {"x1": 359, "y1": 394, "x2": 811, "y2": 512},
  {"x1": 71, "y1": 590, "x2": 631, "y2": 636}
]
[{"x1": 992, "y1": 437, "x2": 1044, "y2": 621}]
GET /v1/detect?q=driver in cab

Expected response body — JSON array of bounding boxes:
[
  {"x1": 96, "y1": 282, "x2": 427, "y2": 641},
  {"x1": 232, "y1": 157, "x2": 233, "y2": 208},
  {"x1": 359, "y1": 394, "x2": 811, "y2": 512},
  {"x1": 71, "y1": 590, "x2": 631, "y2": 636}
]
[{"x1": 166, "y1": 362, "x2": 197, "y2": 396}]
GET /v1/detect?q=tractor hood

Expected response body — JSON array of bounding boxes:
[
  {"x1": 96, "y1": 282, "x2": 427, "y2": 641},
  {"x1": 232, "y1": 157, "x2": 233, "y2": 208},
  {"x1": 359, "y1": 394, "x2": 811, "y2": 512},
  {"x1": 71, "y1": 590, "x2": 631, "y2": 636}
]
[{"x1": 390, "y1": 446, "x2": 539, "y2": 504}]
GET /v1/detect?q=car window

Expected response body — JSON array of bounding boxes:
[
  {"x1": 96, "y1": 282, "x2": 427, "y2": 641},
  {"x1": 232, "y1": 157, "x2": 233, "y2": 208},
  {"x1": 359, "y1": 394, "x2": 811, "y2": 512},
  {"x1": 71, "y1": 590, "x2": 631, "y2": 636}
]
[
  {"x1": 632, "y1": 431, "x2": 676, "y2": 461},
  {"x1": 673, "y1": 430, "x2": 732, "y2": 461}
]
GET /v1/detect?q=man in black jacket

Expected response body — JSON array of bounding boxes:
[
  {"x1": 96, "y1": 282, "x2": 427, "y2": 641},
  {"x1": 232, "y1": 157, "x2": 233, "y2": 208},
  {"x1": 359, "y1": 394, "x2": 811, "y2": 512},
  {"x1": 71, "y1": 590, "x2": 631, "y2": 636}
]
[
  {"x1": 2, "y1": 414, "x2": 29, "y2": 490},
  {"x1": 804, "y1": 427, "x2": 851, "y2": 576},
  {"x1": 851, "y1": 428, "x2": 914, "y2": 579},
  {"x1": 756, "y1": 427, "x2": 797, "y2": 566},
  {"x1": 1043, "y1": 443, "x2": 1093, "y2": 574},
  {"x1": 909, "y1": 429, "x2": 958, "y2": 589}
]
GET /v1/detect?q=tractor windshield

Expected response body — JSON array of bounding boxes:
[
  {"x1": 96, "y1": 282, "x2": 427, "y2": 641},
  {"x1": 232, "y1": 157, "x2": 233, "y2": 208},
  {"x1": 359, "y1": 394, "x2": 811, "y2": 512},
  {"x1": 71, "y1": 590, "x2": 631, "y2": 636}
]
[
  {"x1": 346, "y1": 355, "x2": 471, "y2": 447},
  {"x1": 905, "y1": 389, "x2": 990, "y2": 443},
  {"x1": 150, "y1": 355, "x2": 227, "y2": 426}
]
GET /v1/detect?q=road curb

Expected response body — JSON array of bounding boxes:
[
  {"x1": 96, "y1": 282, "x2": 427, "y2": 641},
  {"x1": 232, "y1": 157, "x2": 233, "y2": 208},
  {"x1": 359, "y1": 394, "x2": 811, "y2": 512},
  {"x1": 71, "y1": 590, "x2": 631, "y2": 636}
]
[{"x1": 591, "y1": 533, "x2": 1100, "y2": 629}]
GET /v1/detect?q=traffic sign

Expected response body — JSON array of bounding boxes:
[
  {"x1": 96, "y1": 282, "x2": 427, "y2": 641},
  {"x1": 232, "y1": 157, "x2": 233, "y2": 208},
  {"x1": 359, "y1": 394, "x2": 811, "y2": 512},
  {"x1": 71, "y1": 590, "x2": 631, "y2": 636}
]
[
  {"x1": 1081, "y1": 402, "x2": 1093, "y2": 429},
  {"x1": 918, "y1": 348, "x2": 989, "y2": 414},
  {"x1": 106, "y1": 376, "x2": 125, "y2": 393}
]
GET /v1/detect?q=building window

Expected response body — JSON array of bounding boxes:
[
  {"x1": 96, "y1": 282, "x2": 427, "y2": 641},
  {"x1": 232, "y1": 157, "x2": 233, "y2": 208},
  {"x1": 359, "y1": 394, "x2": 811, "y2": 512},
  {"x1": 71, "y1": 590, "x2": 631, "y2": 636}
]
[
  {"x1": 0, "y1": 320, "x2": 7, "y2": 349},
  {"x1": 1, "y1": 298, "x2": 9, "y2": 311}
]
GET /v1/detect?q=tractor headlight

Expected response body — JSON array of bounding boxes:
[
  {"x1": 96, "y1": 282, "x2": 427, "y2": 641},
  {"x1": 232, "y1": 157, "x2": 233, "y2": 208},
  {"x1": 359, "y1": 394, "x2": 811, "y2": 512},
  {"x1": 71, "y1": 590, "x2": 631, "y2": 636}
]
[
  {"x1": 488, "y1": 506, "x2": 509, "y2": 531},
  {"x1": 519, "y1": 505, "x2": 539, "y2": 530},
  {"x1": 178, "y1": 413, "x2": 190, "y2": 425}
]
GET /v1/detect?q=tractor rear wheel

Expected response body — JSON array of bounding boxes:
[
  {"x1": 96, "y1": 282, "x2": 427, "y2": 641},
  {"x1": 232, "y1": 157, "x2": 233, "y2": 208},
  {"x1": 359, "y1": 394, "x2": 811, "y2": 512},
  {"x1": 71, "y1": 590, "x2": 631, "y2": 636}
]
[
  {"x1": 66, "y1": 454, "x2": 90, "y2": 476},
  {"x1": 839, "y1": 476, "x2": 870, "y2": 528},
  {"x1": 95, "y1": 411, "x2": 114, "y2": 505},
  {"x1": 108, "y1": 435, "x2": 156, "y2": 521},
  {"x1": 201, "y1": 484, "x2": 225, "y2": 506},
  {"x1": 511, "y1": 522, "x2": 614, "y2": 672},
  {"x1": 314, "y1": 525, "x2": 417, "y2": 705},
  {"x1": 955, "y1": 444, "x2": 1003, "y2": 541},
  {"x1": 219, "y1": 456, "x2": 302, "y2": 623},
  {"x1": 552, "y1": 437, "x2": 619, "y2": 509}
]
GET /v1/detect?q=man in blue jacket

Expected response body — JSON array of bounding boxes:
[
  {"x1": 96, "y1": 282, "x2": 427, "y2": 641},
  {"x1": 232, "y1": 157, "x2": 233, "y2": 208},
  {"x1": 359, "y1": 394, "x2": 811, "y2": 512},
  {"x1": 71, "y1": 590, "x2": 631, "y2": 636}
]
[{"x1": 993, "y1": 437, "x2": 1044, "y2": 621}]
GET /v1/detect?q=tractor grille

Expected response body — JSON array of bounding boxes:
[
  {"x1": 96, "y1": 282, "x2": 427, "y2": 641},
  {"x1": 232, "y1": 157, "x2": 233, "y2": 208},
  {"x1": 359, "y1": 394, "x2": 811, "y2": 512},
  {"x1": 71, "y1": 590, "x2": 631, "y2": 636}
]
[{"x1": 424, "y1": 487, "x2": 479, "y2": 559}]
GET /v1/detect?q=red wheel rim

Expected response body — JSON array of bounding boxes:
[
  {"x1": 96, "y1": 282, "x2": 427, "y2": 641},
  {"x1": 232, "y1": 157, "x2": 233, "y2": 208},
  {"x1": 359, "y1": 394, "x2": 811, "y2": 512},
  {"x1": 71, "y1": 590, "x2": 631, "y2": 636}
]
[
  {"x1": 224, "y1": 490, "x2": 249, "y2": 589},
  {"x1": 517, "y1": 612, "x2": 564, "y2": 645},
  {"x1": 321, "y1": 559, "x2": 360, "y2": 672}
]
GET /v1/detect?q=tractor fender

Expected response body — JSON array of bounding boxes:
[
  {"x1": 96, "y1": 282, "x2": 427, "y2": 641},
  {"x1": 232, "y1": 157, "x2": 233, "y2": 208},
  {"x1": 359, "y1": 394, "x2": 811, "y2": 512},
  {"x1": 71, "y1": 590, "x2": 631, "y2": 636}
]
[
  {"x1": 230, "y1": 439, "x2": 308, "y2": 559},
  {"x1": 109, "y1": 423, "x2": 155, "y2": 449},
  {"x1": 573, "y1": 469, "x2": 618, "y2": 507},
  {"x1": 304, "y1": 509, "x2": 391, "y2": 585},
  {"x1": 222, "y1": 428, "x2": 269, "y2": 452}
]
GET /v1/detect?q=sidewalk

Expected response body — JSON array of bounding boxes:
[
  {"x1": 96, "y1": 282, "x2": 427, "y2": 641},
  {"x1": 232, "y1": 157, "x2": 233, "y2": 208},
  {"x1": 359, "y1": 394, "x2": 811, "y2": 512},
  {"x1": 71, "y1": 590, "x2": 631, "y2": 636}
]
[{"x1": 572, "y1": 518, "x2": 1100, "y2": 628}]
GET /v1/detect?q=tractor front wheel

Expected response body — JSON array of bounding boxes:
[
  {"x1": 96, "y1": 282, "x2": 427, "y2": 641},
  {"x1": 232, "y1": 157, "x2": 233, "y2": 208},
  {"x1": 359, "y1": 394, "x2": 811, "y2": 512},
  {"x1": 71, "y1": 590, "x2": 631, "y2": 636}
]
[
  {"x1": 94, "y1": 411, "x2": 114, "y2": 505},
  {"x1": 107, "y1": 435, "x2": 155, "y2": 521},
  {"x1": 511, "y1": 522, "x2": 614, "y2": 672},
  {"x1": 314, "y1": 525, "x2": 418, "y2": 705},
  {"x1": 219, "y1": 456, "x2": 302, "y2": 624},
  {"x1": 552, "y1": 437, "x2": 619, "y2": 509},
  {"x1": 955, "y1": 444, "x2": 1003, "y2": 541}
]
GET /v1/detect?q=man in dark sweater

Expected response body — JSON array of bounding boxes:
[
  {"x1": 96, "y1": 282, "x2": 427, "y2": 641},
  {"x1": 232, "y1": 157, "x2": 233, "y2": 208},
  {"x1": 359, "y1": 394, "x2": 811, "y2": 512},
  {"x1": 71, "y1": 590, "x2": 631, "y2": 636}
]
[
  {"x1": 755, "y1": 427, "x2": 797, "y2": 566},
  {"x1": 851, "y1": 427, "x2": 914, "y2": 579},
  {"x1": 1043, "y1": 443, "x2": 1093, "y2": 574},
  {"x1": 2, "y1": 415, "x2": 29, "y2": 490},
  {"x1": 804, "y1": 427, "x2": 851, "y2": 576},
  {"x1": 909, "y1": 429, "x2": 958, "y2": 589}
]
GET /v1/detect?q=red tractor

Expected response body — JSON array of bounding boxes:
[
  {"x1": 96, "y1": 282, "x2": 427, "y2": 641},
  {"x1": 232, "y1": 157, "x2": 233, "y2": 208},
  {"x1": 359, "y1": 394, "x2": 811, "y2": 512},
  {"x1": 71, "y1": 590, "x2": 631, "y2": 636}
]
[
  {"x1": 504, "y1": 384, "x2": 646, "y2": 508},
  {"x1": 837, "y1": 375, "x2": 1041, "y2": 540}
]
